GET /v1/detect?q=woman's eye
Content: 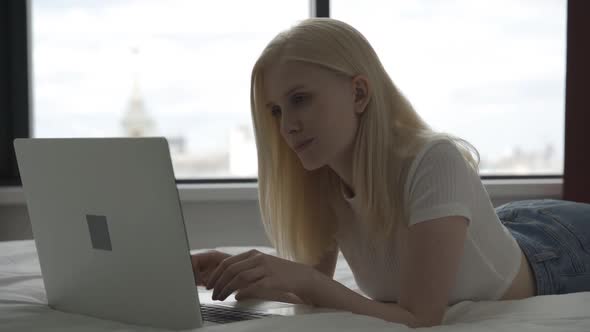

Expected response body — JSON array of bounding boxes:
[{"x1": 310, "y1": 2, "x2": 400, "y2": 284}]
[{"x1": 271, "y1": 106, "x2": 282, "y2": 117}]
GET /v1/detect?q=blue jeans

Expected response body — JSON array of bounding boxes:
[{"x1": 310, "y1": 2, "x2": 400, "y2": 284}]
[{"x1": 495, "y1": 199, "x2": 590, "y2": 296}]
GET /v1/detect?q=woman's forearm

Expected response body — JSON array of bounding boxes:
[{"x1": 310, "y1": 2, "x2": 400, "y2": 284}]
[{"x1": 298, "y1": 270, "x2": 422, "y2": 328}]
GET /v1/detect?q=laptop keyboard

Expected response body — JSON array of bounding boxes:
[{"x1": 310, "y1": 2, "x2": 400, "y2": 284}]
[{"x1": 201, "y1": 304, "x2": 277, "y2": 324}]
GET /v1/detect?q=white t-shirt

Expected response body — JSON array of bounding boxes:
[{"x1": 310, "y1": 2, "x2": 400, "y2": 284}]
[{"x1": 331, "y1": 138, "x2": 522, "y2": 305}]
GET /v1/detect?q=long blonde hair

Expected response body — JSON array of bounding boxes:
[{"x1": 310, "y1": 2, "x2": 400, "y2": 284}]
[{"x1": 250, "y1": 18, "x2": 479, "y2": 265}]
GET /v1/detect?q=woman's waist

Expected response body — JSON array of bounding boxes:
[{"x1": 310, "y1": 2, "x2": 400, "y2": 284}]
[{"x1": 499, "y1": 249, "x2": 536, "y2": 300}]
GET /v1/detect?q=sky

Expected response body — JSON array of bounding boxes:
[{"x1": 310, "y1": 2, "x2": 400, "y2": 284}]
[{"x1": 31, "y1": 0, "x2": 567, "y2": 176}]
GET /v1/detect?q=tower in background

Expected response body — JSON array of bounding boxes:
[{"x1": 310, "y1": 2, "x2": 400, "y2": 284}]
[{"x1": 121, "y1": 47, "x2": 156, "y2": 137}]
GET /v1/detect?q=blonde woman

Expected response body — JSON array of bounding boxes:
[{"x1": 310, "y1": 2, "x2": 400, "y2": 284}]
[{"x1": 191, "y1": 18, "x2": 590, "y2": 328}]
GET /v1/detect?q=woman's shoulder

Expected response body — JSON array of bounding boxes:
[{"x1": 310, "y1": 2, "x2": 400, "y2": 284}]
[
  {"x1": 407, "y1": 137, "x2": 459, "y2": 172},
  {"x1": 402, "y1": 137, "x2": 470, "y2": 197}
]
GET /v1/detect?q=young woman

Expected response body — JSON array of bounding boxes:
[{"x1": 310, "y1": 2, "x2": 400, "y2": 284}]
[{"x1": 191, "y1": 18, "x2": 590, "y2": 328}]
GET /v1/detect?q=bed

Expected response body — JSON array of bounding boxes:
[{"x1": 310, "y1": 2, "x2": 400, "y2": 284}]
[{"x1": 1, "y1": 239, "x2": 589, "y2": 331}]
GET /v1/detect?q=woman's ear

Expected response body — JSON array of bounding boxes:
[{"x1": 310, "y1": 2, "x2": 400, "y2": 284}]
[{"x1": 352, "y1": 75, "x2": 370, "y2": 115}]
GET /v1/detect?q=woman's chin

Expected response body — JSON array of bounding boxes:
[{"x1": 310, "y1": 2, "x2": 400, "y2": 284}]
[{"x1": 300, "y1": 158, "x2": 325, "y2": 171}]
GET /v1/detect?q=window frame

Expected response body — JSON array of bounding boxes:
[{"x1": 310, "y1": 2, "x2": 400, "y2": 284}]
[{"x1": 0, "y1": 0, "x2": 577, "y2": 187}]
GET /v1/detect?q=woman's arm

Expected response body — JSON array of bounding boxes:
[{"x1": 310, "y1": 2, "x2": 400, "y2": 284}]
[
  {"x1": 300, "y1": 216, "x2": 468, "y2": 328},
  {"x1": 312, "y1": 243, "x2": 339, "y2": 278},
  {"x1": 302, "y1": 271, "x2": 420, "y2": 327},
  {"x1": 208, "y1": 216, "x2": 467, "y2": 328}
]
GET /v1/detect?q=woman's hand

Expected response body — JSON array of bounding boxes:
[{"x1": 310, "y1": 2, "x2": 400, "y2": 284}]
[
  {"x1": 205, "y1": 249, "x2": 316, "y2": 302},
  {"x1": 190, "y1": 250, "x2": 232, "y2": 286}
]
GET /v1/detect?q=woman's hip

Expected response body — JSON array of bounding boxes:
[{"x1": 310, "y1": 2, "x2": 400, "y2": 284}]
[{"x1": 495, "y1": 199, "x2": 590, "y2": 295}]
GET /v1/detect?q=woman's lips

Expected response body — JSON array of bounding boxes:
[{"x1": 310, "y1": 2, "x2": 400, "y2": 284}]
[{"x1": 294, "y1": 138, "x2": 315, "y2": 153}]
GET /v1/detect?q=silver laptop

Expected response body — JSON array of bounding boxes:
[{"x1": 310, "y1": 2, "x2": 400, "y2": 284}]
[{"x1": 13, "y1": 137, "x2": 324, "y2": 330}]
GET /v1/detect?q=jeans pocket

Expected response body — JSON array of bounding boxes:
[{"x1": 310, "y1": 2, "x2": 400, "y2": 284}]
[
  {"x1": 538, "y1": 208, "x2": 590, "y2": 254},
  {"x1": 532, "y1": 250, "x2": 560, "y2": 263},
  {"x1": 514, "y1": 212, "x2": 587, "y2": 274}
]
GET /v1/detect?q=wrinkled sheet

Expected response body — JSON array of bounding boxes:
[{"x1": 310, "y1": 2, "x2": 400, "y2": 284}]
[{"x1": 1, "y1": 240, "x2": 589, "y2": 331}]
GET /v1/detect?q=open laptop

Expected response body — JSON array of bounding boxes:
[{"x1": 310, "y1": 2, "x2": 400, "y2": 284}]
[{"x1": 14, "y1": 137, "x2": 330, "y2": 330}]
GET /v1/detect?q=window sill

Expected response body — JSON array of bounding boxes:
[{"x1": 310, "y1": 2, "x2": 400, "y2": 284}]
[{"x1": 0, "y1": 178, "x2": 562, "y2": 206}]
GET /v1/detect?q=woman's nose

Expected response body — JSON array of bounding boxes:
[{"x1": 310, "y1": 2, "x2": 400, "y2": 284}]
[{"x1": 281, "y1": 113, "x2": 302, "y2": 135}]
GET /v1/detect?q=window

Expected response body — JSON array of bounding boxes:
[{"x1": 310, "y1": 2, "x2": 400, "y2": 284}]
[
  {"x1": 32, "y1": 0, "x2": 308, "y2": 180},
  {"x1": 332, "y1": 0, "x2": 567, "y2": 175},
  {"x1": 22, "y1": 0, "x2": 567, "y2": 183}
]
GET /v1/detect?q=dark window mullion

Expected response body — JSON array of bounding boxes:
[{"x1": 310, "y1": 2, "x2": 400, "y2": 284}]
[
  {"x1": 563, "y1": 0, "x2": 590, "y2": 203},
  {"x1": 310, "y1": 0, "x2": 329, "y2": 17},
  {"x1": 0, "y1": 0, "x2": 30, "y2": 186}
]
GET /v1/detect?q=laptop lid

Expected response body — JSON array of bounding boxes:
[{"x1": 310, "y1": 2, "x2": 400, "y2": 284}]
[{"x1": 14, "y1": 137, "x2": 204, "y2": 330}]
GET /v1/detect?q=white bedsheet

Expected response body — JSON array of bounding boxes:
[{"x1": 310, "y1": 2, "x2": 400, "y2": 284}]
[{"x1": 1, "y1": 239, "x2": 589, "y2": 331}]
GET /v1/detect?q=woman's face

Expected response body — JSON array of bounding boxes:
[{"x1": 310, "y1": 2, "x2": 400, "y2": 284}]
[{"x1": 263, "y1": 61, "x2": 368, "y2": 171}]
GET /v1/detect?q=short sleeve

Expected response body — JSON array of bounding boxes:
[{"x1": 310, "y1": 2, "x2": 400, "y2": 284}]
[{"x1": 405, "y1": 141, "x2": 474, "y2": 227}]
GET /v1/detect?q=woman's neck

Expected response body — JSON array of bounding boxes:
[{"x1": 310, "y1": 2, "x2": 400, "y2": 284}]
[{"x1": 329, "y1": 146, "x2": 355, "y2": 198}]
